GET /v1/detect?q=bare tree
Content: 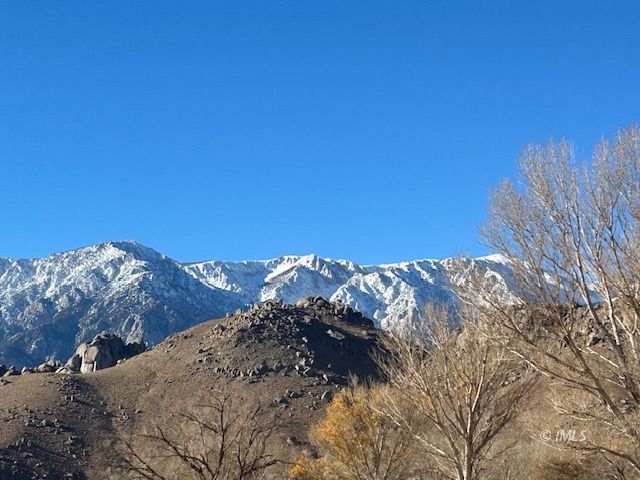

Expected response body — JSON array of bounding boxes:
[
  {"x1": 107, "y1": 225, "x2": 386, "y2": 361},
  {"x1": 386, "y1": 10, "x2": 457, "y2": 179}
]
[
  {"x1": 472, "y1": 125, "x2": 640, "y2": 472},
  {"x1": 375, "y1": 304, "x2": 536, "y2": 480},
  {"x1": 115, "y1": 389, "x2": 287, "y2": 480}
]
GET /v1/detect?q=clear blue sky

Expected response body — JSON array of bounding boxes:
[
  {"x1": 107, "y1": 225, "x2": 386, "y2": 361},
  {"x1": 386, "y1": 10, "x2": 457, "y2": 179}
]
[{"x1": 1, "y1": 1, "x2": 638, "y2": 264}]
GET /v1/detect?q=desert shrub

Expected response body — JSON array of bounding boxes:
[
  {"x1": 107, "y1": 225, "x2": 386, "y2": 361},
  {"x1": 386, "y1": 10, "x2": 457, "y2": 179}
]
[{"x1": 289, "y1": 384, "x2": 418, "y2": 480}]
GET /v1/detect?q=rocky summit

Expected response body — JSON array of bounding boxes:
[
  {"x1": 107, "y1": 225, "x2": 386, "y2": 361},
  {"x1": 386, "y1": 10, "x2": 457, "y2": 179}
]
[{"x1": 0, "y1": 298, "x2": 385, "y2": 479}]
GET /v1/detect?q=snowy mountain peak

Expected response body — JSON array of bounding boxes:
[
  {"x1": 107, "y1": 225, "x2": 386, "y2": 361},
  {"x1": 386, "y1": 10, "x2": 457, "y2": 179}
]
[{"x1": 0, "y1": 242, "x2": 517, "y2": 367}]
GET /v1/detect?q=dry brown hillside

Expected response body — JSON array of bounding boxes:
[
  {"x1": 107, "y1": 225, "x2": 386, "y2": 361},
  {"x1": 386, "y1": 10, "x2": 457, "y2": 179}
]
[{"x1": 0, "y1": 297, "x2": 383, "y2": 480}]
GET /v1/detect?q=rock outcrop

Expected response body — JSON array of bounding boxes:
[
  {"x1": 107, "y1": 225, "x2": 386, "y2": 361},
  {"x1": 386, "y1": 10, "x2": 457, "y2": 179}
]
[
  {"x1": 189, "y1": 296, "x2": 382, "y2": 387},
  {"x1": 64, "y1": 334, "x2": 146, "y2": 374},
  {"x1": 36, "y1": 360, "x2": 62, "y2": 373}
]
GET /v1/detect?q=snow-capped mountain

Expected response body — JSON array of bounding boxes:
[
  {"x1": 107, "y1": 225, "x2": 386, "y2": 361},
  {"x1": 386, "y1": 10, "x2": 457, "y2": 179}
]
[{"x1": 0, "y1": 241, "x2": 515, "y2": 367}]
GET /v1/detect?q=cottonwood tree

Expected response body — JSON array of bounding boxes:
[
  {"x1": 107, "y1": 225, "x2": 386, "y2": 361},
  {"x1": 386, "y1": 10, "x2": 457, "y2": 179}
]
[
  {"x1": 116, "y1": 390, "x2": 286, "y2": 480},
  {"x1": 468, "y1": 125, "x2": 640, "y2": 472},
  {"x1": 289, "y1": 383, "x2": 418, "y2": 480},
  {"x1": 375, "y1": 304, "x2": 535, "y2": 480}
]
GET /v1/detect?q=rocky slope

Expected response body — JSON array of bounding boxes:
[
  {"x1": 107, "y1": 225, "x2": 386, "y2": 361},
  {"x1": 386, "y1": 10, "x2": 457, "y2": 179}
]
[
  {"x1": 0, "y1": 241, "x2": 516, "y2": 366},
  {"x1": 0, "y1": 298, "x2": 383, "y2": 479}
]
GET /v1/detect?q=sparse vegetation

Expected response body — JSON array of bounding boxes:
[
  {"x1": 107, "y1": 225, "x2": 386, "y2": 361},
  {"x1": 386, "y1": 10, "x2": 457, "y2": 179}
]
[
  {"x1": 289, "y1": 383, "x2": 416, "y2": 480},
  {"x1": 116, "y1": 389, "x2": 287, "y2": 480},
  {"x1": 374, "y1": 305, "x2": 537, "y2": 480}
]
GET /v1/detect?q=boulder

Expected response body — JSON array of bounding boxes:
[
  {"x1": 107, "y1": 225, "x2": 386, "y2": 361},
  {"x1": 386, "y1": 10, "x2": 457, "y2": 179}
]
[
  {"x1": 3, "y1": 366, "x2": 19, "y2": 377},
  {"x1": 125, "y1": 339, "x2": 146, "y2": 357},
  {"x1": 64, "y1": 334, "x2": 146, "y2": 374},
  {"x1": 36, "y1": 360, "x2": 61, "y2": 373},
  {"x1": 55, "y1": 366, "x2": 75, "y2": 375},
  {"x1": 67, "y1": 354, "x2": 82, "y2": 371},
  {"x1": 297, "y1": 296, "x2": 318, "y2": 308},
  {"x1": 81, "y1": 345, "x2": 113, "y2": 374},
  {"x1": 326, "y1": 329, "x2": 346, "y2": 341}
]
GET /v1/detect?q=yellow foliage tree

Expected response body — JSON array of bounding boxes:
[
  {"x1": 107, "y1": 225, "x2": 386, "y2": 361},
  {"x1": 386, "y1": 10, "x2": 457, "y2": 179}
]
[{"x1": 289, "y1": 386, "x2": 416, "y2": 480}]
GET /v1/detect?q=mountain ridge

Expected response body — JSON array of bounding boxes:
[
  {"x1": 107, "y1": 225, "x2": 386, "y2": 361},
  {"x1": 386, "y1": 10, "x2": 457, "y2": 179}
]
[{"x1": 0, "y1": 241, "x2": 515, "y2": 367}]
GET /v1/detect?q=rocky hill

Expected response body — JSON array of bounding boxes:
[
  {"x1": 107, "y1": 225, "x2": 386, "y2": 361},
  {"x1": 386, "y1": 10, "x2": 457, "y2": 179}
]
[
  {"x1": 0, "y1": 298, "x2": 384, "y2": 479},
  {"x1": 0, "y1": 241, "x2": 516, "y2": 367}
]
